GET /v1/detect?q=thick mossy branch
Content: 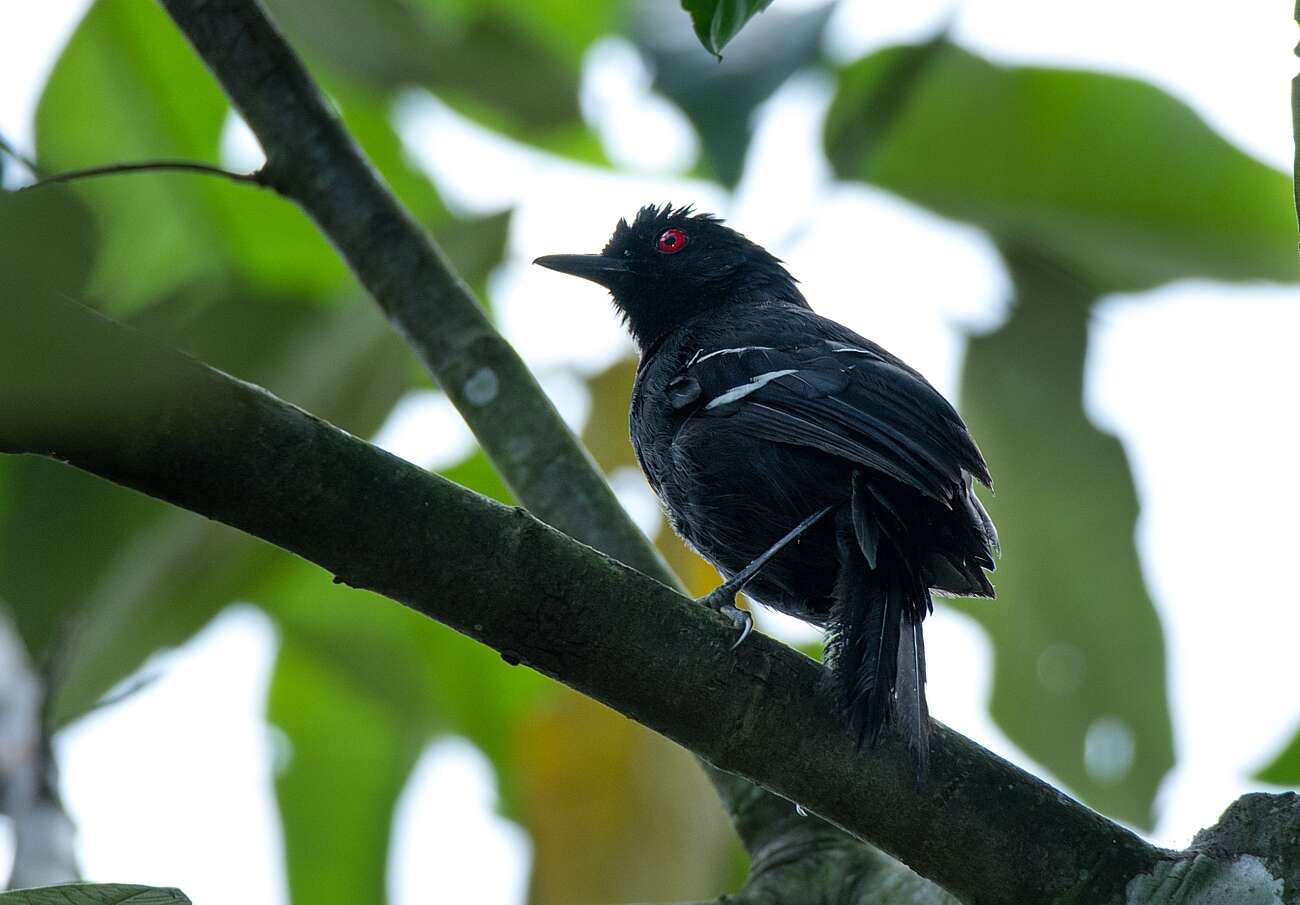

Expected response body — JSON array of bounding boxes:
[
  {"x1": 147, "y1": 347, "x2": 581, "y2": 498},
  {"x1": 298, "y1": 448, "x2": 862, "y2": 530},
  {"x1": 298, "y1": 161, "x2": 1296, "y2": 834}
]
[{"x1": 0, "y1": 295, "x2": 1165, "y2": 905}]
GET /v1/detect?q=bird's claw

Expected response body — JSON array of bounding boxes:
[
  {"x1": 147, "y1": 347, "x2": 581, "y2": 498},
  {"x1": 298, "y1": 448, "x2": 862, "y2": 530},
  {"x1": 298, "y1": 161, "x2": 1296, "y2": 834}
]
[{"x1": 699, "y1": 587, "x2": 753, "y2": 650}]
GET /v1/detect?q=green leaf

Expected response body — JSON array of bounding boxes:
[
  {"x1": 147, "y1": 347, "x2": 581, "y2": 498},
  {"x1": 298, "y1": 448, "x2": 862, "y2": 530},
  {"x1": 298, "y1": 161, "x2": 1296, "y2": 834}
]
[
  {"x1": 0, "y1": 884, "x2": 189, "y2": 905},
  {"x1": 954, "y1": 258, "x2": 1173, "y2": 828},
  {"x1": 40, "y1": 300, "x2": 415, "y2": 723},
  {"x1": 268, "y1": 615, "x2": 429, "y2": 905},
  {"x1": 1255, "y1": 723, "x2": 1300, "y2": 786},
  {"x1": 262, "y1": 0, "x2": 583, "y2": 136},
  {"x1": 519, "y1": 694, "x2": 738, "y2": 904},
  {"x1": 825, "y1": 43, "x2": 1300, "y2": 291},
  {"x1": 34, "y1": 0, "x2": 231, "y2": 313},
  {"x1": 0, "y1": 185, "x2": 104, "y2": 652},
  {"x1": 35, "y1": 0, "x2": 354, "y2": 312},
  {"x1": 433, "y1": 209, "x2": 513, "y2": 300},
  {"x1": 259, "y1": 548, "x2": 547, "y2": 904},
  {"x1": 638, "y1": 3, "x2": 830, "y2": 185},
  {"x1": 0, "y1": 187, "x2": 97, "y2": 300},
  {"x1": 466, "y1": 0, "x2": 618, "y2": 61},
  {"x1": 331, "y1": 83, "x2": 449, "y2": 226},
  {"x1": 680, "y1": 0, "x2": 773, "y2": 58}
]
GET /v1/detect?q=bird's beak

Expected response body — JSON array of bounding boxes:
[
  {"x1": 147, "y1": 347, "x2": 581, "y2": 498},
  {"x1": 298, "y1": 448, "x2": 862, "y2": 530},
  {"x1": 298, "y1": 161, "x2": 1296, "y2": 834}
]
[{"x1": 533, "y1": 253, "x2": 631, "y2": 287}]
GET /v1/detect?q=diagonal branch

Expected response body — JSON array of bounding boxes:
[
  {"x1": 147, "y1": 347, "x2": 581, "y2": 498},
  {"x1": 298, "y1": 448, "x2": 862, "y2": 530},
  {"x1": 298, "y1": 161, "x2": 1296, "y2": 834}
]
[{"x1": 0, "y1": 293, "x2": 1168, "y2": 905}]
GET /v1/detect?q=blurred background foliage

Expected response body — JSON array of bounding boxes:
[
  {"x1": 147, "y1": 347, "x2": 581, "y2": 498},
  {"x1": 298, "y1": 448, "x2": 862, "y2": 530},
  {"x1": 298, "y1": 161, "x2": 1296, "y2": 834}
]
[{"x1": 0, "y1": 0, "x2": 1297, "y2": 902}]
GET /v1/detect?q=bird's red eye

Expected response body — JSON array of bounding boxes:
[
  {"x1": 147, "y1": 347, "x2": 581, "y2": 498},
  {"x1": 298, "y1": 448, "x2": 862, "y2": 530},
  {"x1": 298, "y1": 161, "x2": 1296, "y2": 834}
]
[{"x1": 656, "y1": 228, "x2": 687, "y2": 254}]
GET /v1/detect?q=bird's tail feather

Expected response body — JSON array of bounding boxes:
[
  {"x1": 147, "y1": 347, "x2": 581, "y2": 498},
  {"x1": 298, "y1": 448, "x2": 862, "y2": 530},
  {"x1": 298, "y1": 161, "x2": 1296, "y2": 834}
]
[
  {"x1": 895, "y1": 613, "x2": 930, "y2": 781},
  {"x1": 827, "y1": 498, "x2": 931, "y2": 780}
]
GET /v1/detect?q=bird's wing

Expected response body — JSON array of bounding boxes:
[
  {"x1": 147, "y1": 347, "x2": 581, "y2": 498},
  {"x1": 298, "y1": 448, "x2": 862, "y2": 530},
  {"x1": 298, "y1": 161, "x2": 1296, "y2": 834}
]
[{"x1": 667, "y1": 341, "x2": 990, "y2": 504}]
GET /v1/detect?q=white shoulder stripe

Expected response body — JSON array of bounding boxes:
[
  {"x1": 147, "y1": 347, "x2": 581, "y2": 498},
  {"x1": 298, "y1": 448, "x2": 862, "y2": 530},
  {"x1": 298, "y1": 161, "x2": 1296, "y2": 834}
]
[
  {"x1": 827, "y1": 341, "x2": 871, "y2": 354},
  {"x1": 704, "y1": 369, "x2": 799, "y2": 410},
  {"x1": 694, "y1": 345, "x2": 776, "y2": 365}
]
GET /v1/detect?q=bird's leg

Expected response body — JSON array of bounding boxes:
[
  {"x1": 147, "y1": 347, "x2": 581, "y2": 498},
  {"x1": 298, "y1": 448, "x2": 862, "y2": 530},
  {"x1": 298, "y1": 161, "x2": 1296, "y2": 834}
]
[{"x1": 699, "y1": 504, "x2": 835, "y2": 649}]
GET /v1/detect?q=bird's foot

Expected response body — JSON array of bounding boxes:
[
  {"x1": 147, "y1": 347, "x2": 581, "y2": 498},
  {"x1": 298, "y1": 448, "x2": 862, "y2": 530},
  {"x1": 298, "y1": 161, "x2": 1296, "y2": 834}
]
[{"x1": 698, "y1": 586, "x2": 753, "y2": 650}]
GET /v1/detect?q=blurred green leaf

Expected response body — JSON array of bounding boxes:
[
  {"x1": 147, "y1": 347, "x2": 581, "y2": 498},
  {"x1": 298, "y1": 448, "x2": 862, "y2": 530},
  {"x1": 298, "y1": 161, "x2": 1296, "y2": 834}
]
[
  {"x1": 520, "y1": 694, "x2": 737, "y2": 904},
  {"x1": 0, "y1": 885, "x2": 189, "y2": 905},
  {"x1": 0, "y1": 185, "x2": 104, "y2": 653},
  {"x1": 637, "y1": 2, "x2": 831, "y2": 184},
  {"x1": 330, "y1": 83, "x2": 449, "y2": 226},
  {"x1": 263, "y1": 0, "x2": 583, "y2": 135},
  {"x1": 34, "y1": 0, "x2": 231, "y2": 312},
  {"x1": 34, "y1": 0, "x2": 356, "y2": 311},
  {"x1": 955, "y1": 256, "x2": 1173, "y2": 828},
  {"x1": 1255, "y1": 724, "x2": 1300, "y2": 786},
  {"x1": 466, "y1": 0, "x2": 619, "y2": 60},
  {"x1": 0, "y1": 187, "x2": 97, "y2": 300},
  {"x1": 259, "y1": 550, "x2": 546, "y2": 904},
  {"x1": 270, "y1": 627, "x2": 425, "y2": 905},
  {"x1": 680, "y1": 0, "x2": 772, "y2": 58},
  {"x1": 433, "y1": 209, "x2": 512, "y2": 300},
  {"x1": 44, "y1": 300, "x2": 415, "y2": 723},
  {"x1": 825, "y1": 43, "x2": 1300, "y2": 291},
  {"x1": 580, "y1": 356, "x2": 640, "y2": 474}
]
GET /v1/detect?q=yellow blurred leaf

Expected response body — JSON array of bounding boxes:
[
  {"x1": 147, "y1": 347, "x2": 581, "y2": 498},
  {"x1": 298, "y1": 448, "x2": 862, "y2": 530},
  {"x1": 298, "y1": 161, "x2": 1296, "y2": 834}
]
[{"x1": 518, "y1": 692, "x2": 738, "y2": 904}]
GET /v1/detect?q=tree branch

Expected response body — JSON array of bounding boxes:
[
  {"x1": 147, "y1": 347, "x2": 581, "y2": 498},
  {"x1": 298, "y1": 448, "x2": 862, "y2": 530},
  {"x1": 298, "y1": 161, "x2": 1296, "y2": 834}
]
[{"x1": 0, "y1": 294, "x2": 1171, "y2": 905}]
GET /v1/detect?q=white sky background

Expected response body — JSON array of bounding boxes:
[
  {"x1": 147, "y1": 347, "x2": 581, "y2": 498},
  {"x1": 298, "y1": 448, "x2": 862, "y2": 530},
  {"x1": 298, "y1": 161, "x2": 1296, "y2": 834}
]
[{"x1": 2, "y1": 1, "x2": 1299, "y2": 902}]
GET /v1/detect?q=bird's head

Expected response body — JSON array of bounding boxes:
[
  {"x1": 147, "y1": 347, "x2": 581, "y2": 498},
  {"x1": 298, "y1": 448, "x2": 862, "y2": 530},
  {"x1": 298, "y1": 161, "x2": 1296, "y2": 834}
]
[{"x1": 534, "y1": 204, "x2": 805, "y2": 351}]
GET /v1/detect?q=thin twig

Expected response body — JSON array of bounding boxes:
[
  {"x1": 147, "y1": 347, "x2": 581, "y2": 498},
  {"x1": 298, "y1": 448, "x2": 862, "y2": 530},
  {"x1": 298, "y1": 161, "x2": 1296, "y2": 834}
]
[{"x1": 17, "y1": 159, "x2": 265, "y2": 192}]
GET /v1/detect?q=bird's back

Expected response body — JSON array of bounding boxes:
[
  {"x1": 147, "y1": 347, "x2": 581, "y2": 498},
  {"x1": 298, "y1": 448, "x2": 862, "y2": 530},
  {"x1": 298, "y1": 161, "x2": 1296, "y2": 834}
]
[{"x1": 631, "y1": 301, "x2": 996, "y2": 608}]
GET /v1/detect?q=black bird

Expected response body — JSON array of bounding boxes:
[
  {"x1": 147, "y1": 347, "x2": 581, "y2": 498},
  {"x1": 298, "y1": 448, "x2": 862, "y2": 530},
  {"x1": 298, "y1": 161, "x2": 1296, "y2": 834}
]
[{"x1": 535, "y1": 204, "x2": 998, "y2": 776}]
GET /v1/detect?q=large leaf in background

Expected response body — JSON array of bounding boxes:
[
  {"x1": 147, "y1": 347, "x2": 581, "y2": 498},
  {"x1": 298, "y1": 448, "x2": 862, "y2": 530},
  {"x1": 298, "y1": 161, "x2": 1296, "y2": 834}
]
[
  {"x1": 262, "y1": 0, "x2": 585, "y2": 137},
  {"x1": 0, "y1": 187, "x2": 96, "y2": 301},
  {"x1": 259, "y1": 553, "x2": 549, "y2": 905},
  {"x1": 520, "y1": 694, "x2": 738, "y2": 904},
  {"x1": 38, "y1": 300, "x2": 415, "y2": 724},
  {"x1": 635, "y1": 1, "x2": 832, "y2": 185},
  {"x1": 679, "y1": 0, "x2": 772, "y2": 58},
  {"x1": 955, "y1": 258, "x2": 1172, "y2": 828},
  {"x1": 464, "y1": 0, "x2": 619, "y2": 61},
  {"x1": 824, "y1": 43, "x2": 1300, "y2": 292},
  {"x1": 33, "y1": 0, "x2": 230, "y2": 312},
  {"x1": 0, "y1": 186, "x2": 103, "y2": 652},
  {"x1": 269, "y1": 648, "x2": 419, "y2": 905},
  {"x1": 36, "y1": 0, "x2": 352, "y2": 313},
  {"x1": 0, "y1": 884, "x2": 189, "y2": 904},
  {"x1": 8, "y1": 136, "x2": 501, "y2": 724},
  {"x1": 1255, "y1": 726, "x2": 1300, "y2": 787}
]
